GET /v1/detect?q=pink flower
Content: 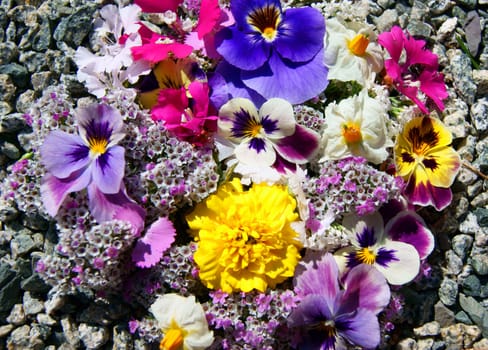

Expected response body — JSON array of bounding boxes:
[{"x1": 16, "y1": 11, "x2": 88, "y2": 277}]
[
  {"x1": 131, "y1": 25, "x2": 193, "y2": 64},
  {"x1": 378, "y1": 26, "x2": 448, "y2": 114},
  {"x1": 151, "y1": 81, "x2": 218, "y2": 146},
  {"x1": 134, "y1": 0, "x2": 182, "y2": 13}
]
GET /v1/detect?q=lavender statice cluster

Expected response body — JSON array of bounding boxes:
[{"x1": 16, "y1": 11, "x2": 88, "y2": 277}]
[
  {"x1": 305, "y1": 156, "x2": 404, "y2": 220},
  {"x1": 36, "y1": 220, "x2": 135, "y2": 292},
  {"x1": 293, "y1": 104, "x2": 325, "y2": 135},
  {"x1": 204, "y1": 289, "x2": 300, "y2": 350}
]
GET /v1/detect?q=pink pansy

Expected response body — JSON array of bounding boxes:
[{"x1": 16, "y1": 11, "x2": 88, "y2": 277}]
[
  {"x1": 152, "y1": 81, "x2": 218, "y2": 146},
  {"x1": 378, "y1": 26, "x2": 448, "y2": 114},
  {"x1": 134, "y1": 0, "x2": 182, "y2": 13},
  {"x1": 131, "y1": 25, "x2": 193, "y2": 64},
  {"x1": 132, "y1": 217, "x2": 177, "y2": 268}
]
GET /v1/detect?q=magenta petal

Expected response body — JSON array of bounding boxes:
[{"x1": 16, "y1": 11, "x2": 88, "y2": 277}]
[
  {"x1": 135, "y1": 0, "x2": 182, "y2": 13},
  {"x1": 40, "y1": 131, "x2": 90, "y2": 179},
  {"x1": 196, "y1": 0, "x2": 222, "y2": 39},
  {"x1": 93, "y1": 145, "x2": 125, "y2": 194},
  {"x1": 404, "y1": 177, "x2": 453, "y2": 211},
  {"x1": 294, "y1": 253, "x2": 340, "y2": 301},
  {"x1": 41, "y1": 169, "x2": 91, "y2": 217},
  {"x1": 274, "y1": 124, "x2": 320, "y2": 164},
  {"x1": 132, "y1": 217, "x2": 176, "y2": 268},
  {"x1": 339, "y1": 308, "x2": 381, "y2": 349},
  {"x1": 87, "y1": 183, "x2": 146, "y2": 235},
  {"x1": 385, "y1": 211, "x2": 434, "y2": 259},
  {"x1": 377, "y1": 26, "x2": 405, "y2": 62},
  {"x1": 341, "y1": 264, "x2": 390, "y2": 315}
]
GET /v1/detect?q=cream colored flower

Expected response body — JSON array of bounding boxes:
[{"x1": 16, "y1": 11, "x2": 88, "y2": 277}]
[
  {"x1": 324, "y1": 18, "x2": 383, "y2": 87},
  {"x1": 150, "y1": 294, "x2": 214, "y2": 350},
  {"x1": 320, "y1": 89, "x2": 393, "y2": 164}
]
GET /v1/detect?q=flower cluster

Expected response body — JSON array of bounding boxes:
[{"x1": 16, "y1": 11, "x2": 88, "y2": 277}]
[{"x1": 0, "y1": 0, "x2": 464, "y2": 349}]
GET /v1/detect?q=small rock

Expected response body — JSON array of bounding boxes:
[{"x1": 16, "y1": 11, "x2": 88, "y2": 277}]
[
  {"x1": 15, "y1": 89, "x2": 37, "y2": 114},
  {"x1": 464, "y1": 10, "x2": 481, "y2": 56},
  {"x1": 462, "y1": 275, "x2": 481, "y2": 297},
  {"x1": 6, "y1": 325, "x2": 32, "y2": 349},
  {"x1": 373, "y1": 9, "x2": 398, "y2": 32},
  {"x1": 473, "y1": 337, "x2": 488, "y2": 349},
  {"x1": 0, "y1": 73, "x2": 16, "y2": 103},
  {"x1": 37, "y1": 313, "x2": 57, "y2": 327},
  {"x1": 459, "y1": 213, "x2": 481, "y2": 234},
  {"x1": 428, "y1": 0, "x2": 454, "y2": 15},
  {"x1": 440, "y1": 323, "x2": 482, "y2": 349},
  {"x1": 10, "y1": 233, "x2": 37, "y2": 259},
  {"x1": 414, "y1": 321, "x2": 441, "y2": 337},
  {"x1": 18, "y1": 50, "x2": 47, "y2": 73},
  {"x1": 471, "y1": 98, "x2": 488, "y2": 133},
  {"x1": 435, "y1": 301, "x2": 455, "y2": 327},
  {"x1": 0, "y1": 41, "x2": 18, "y2": 65},
  {"x1": 0, "y1": 63, "x2": 29, "y2": 89},
  {"x1": 452, "y1": 234, "x2": 474, "y2": 260},
  {"x1": 473, "y1": 70, "x2": 488, "y2": 97},
  {"x1": 473, "y1": 208, "x2": 488, "y2": 227},
  {"x1": 446, "y1": 49, "x2": 477, "y2": 106},
  {"x1": 406, "y1": 19, "x2": 433, "y2": 37},
  {"x1": 20, "y1": 273, "x2": 50, "y2": 293},
  {"x1": 471, "y1": 254, "x2": 488, "y2": 275},
  {"x1": 6, "y1": 304, "x2": 26, "y2": 325},
  {"x1": 439, "y1": 277, "x2": 458, "y2": 306},
  {"x1": 417, "y1": 338, "x2": 434, "y2": 350},
  {"x1": 455, "y1": 310, "x2": 473, "y2": 324},
  {"x1": 445, "y1": 250, "x2": 463, "y2": 275},
  {"x1": 31, "y1": 71, "x2": 54, "y2": 92},
  {"x1": 61, "y1": 316, "x2": 80, "y2": 347},
  {"x1": 0, "y1": 141, "x2": 20, "y2": 159},
  {"x1": 396, "y1": 337, "x2": 417, "y2": 350},
  {"x1": 459, "y1": 293, "x2": 485, "y2": 326},
  {"x1": 0, "y1": 275, "x2": 22, "y2": 314},
  {"x1": 112, "y1": 325, "x2": 133, "y2": 350},
  {"x1": 467, "y1": 181, "x2": 483, "y2": 199},
  {"x1": 23, "y1": 292, "x2": 44, "y2": 316},
  {"x1": 0, "y1": 113, "x2": 29, "y2": 133},
  {"x1": 443, "y1": 110, "x2": 467, "y2": 139},
  {"x1": 53, "y1": 5, "x2": 96, "y2": 48},
  {"x1": 79, "y1": 323, "x2": 109, "y2": 350},
  {"x1": 0, "y1": 324, "x2": 14, "y2": 337}
]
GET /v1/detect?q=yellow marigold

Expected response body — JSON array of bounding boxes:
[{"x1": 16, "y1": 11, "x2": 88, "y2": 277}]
[{"x1": 186, "y1": 178, "x2": 302, "y2": 293}]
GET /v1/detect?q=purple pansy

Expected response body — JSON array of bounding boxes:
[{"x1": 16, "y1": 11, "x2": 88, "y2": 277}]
[
  {"x1": 212, "y1": 0, "x2": 328, "y2": 104},
  {"x1": 40, "y1": 104, "x2": 144, "y2": 230},
  {"x1": 289, "y1": 253, "x2": 390, "y2": 349},
  {"x1": 216, "y1": 97, "x2": 320, "y2": 171},
  {"x1": 335, "y1": 213, "x2": 421, "y2": 285}
]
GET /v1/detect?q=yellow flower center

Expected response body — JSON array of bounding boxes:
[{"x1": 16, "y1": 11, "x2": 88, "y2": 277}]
[
  {"x1": 89, "y1": 138, "x2": 108, "y2": 156},
  {"x1": 342, "y1": 122, "x2": 362, "y2": 144},
  {"x1": 356, "y1": 248, "x2": 376, "y2": 265},
  {"x1": 247, "y1": 5, "x2": 281, "y2": 42},
  {"x1": 159, "y1": 328, "x2": 184, "y2": 350},
  {"x1": 347, "y1": 34, "x2": 369, "y2": 56}
]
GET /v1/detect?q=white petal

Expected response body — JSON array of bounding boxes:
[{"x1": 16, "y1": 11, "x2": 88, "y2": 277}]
[
  {"x1": 259, "y1": 98, "x2": 296, "y2": 139},
  {"x1": 234, "y1": 139, "x2": 276, "y2": 167},
  {"x1": 376, "y1": 241, "x2": 420, "y2": 285}
]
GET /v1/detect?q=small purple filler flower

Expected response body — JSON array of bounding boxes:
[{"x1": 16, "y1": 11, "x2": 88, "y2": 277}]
[
  {"x1": 41, "y1": 104, "x2": 126, "y2": 218},
  {"x1": 288, "y1": 253, "x2": 390, "y2": 350}
]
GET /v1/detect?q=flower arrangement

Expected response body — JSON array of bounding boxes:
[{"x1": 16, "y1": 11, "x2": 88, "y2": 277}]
[{"x1": 2, "y1": 0, "x2": 464, "y2": 349}]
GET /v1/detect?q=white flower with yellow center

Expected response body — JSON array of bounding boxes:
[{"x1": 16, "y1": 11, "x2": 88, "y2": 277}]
[
  {"x1": 150, "y1": 294, "x2": 214, "y2": 350},
  {"x1": 324, "y1": 18, "x2": 383, "y2": 87},
  {"x1": 320, "y1": 89, "x2": 393, "y2": 164}
]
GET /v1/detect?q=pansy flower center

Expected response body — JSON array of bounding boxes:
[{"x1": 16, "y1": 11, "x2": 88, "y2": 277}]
[
  {"x1": 355, "y1": 247, "x2": 376, "y2": 265},
  {"x1": 342, "y1": 122, "x2": 362, "y2": 144},
  {"x1": 160, "y1": 325, "x2": 184, "y2": 350},
  {"x1": 347, "y1": 34, "x2": 369, "y2": 56},
  {"x1": 88, "y1": 137, "x2": 108, "y2": 156},
  {"x1": 247, "y1": 4, "x2": 281, "y2": 42}
]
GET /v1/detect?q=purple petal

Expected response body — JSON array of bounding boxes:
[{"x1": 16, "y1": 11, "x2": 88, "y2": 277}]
[
  {"x1": 132, "y1": 217, "x2": 176, "y2": 268},
  {"x1": 274, "y1": 7, "x2": 325, "y2": 63},
  {"x1": 341, "y1": 264, "x2": 390, "y2": 315},
  {"x1": 385, "y1": 211, "x2": 434, "y2": 260},
  {"x1": 230, "y1": 0, "x2": 282, "y2": 30},
  {"x1": 209, "y1": 62, "x2": 266, "y2": 109},
  {"x1": 338, "y1": 308, "x2": 381, "y2": 349},
  {"x1": 404, "y1": 177, "x2": 453, "y2": 211},
  {"x1": 40, "y1": 169, "x2": 91, "y2": 217},
  {"x1": 288, "y1": 294, "x2": 333, "y2": 327},
  {"x1": 87, "y1": 183, "x2": 146, "y2": 236},
  {"x1": 40, "y1": 130, "x2": 90, "y2": 179},
  {"x1": 274, "y1": 124, "x2": 320, "y2": 164},
  {"x1": 215, "y1": 26, "x2": 270, "y2": 70},
  {"x1": 92, "y1": 145, "x2": 125, "y2": 194},
  {"x1": 294, "y1": 253, "x2": 339, "y2": 301},
  {"x1": 241, "y1": 49, "x2": 329, "y2": 104}
]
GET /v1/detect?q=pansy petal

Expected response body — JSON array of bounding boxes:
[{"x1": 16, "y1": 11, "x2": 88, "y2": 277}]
[
  {"x1": 259, "y1": 98, "x2": 295, "y2": 138},
  {"x1": 77, "y1": 104, "x2": 125, "y2": 145},
  {"x1": 93, "y1": 145, "x2": 125, "y2": 194},
  {"x1": 274, "y1": 125, "x2": 320, "y2": 164},
  {"x1": 215, "y1": 26, "x2": 270, "y2": 70},
  {"x1": 274, "y1": 7, "x2": 325, "y2": 63},
  {"x1": 385, "y1": 211, "x2": 434, "y2": 260},
  {"x1": 422, "y1": 147, "x2": 461, "y2": 188},
  {"x1": 294, "y1": 253, "x2": 340, "y2": 300},
  {"x1": 375, "y1": 240, "x2": 420, "y2": 285},
  {"x1": 288, "y1": 294, "x2": 333, "y2": 327},
  {"x1": 338, "y1": 308, "x2": 381, "y2": 349},
  {"x1": 132, "y1": 217, "x2": 176, "y2": 268},
  {"x1": 242, "y1": 49, "x2": 329, "y2": 104},
  {"x1": 218, "y1": 97, "x2": 260, "y2": 138},
  {"x1": 41, "y1": 169, "x2": 91, "y2": 217},
  {"x1": 234, "y1": 138, "x2": 276, "y2": 166},
  {"x1": 341, "y1": 264, "x2": 390, "y2": 315},
  {"x1": 87, "y1": 182, "x2": 146, "y2": 235},
  {"x1": 230, "y1": 0, "x2": 281, "y2": 29},
  {"x1": 404, "y1": 177, "x2": 453, "y2": 211},
  {"x1": 40, "y1": 130, "x2": 90, "y2": 179}
]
